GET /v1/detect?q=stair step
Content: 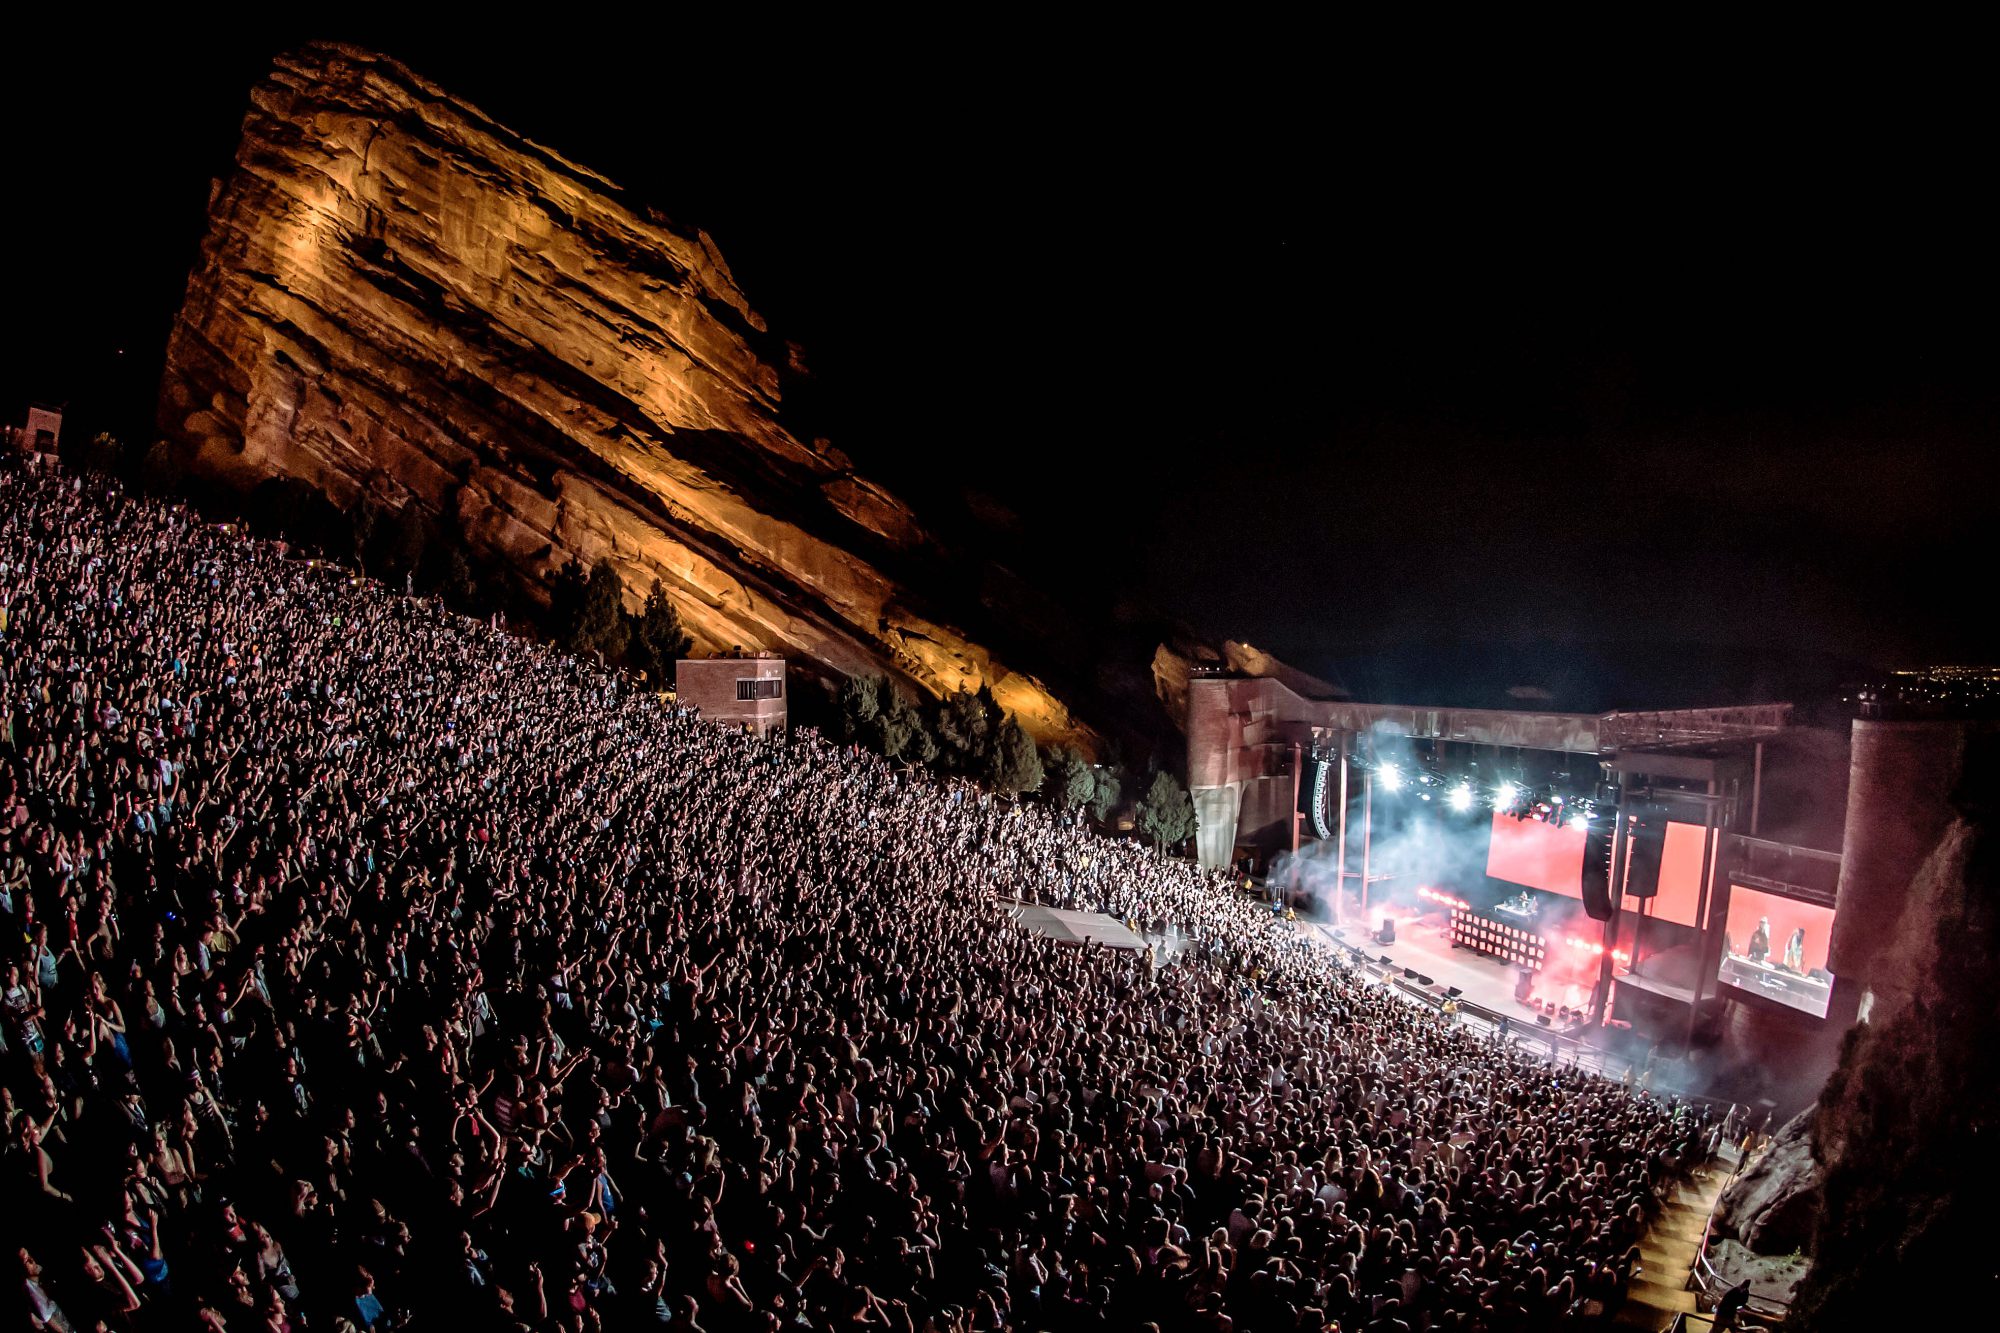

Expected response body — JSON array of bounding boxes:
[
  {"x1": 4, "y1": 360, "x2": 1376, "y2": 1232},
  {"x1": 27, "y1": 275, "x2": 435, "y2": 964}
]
[
  {"x1": 1620, "y1": 1167, "x2": 1727, "y2": 1327},
  {"x1": 1629, "y1": 1282, "x2": 1696, "y2": 1307}
]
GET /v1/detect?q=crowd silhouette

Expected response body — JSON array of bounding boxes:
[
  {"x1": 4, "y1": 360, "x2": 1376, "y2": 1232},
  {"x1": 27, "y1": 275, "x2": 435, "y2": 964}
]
[{"x1": 1, "y1": 463, "x2": 1712, "y2": 1331}]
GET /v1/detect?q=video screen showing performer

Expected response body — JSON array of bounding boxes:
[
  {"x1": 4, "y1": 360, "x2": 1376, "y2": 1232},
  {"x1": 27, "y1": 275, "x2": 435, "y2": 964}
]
[{"x1": 1717, "y1": 886, "x2": 1837, "y2": 1018}]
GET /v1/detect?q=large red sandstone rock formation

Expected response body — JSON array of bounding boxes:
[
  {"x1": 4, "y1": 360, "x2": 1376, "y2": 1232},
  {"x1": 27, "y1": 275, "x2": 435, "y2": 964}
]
[{"x1": 160, "y1": 43, "x2": 1084, "y2": 739}]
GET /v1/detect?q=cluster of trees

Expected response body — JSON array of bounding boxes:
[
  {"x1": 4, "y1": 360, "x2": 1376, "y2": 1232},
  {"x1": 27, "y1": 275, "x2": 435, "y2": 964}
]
[
  {"x1": 1134, "y1": 769, "x2": 1201, "y2": 849},
  {"x1": 60, "y1": 430, "x2": 189, "y2": 498},
  {"x1": 838, "y1": 676, "x2": 1044, "y2": 795},
  {"x1": 61, "y1": 431, "x2": 129, "y2": 476},
  {"x1": 1042, "y1": 744, "x2": 1197, "y2": 848},
  {"x1": 548, "y1": 558, "x2": 691, "y2": 683},
  {"x1": 837, "y1": 677, "x2": 1200, "y2": 850},
  {"x1": 237, "y1": 476, "x2": 495, "y2": 620},
  {"x1": 1041, "y1": 743, "x2": 1122, "y2": 822}
]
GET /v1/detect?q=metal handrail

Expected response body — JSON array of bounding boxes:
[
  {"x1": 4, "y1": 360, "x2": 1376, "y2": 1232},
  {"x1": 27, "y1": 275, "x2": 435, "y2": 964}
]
[
  {"x1": 1674, "y1": 1311, "x2": 1782, "y2": 1332},
  {"x1": 1685, "y1": 1148, "x2": 1794, "y2": 1324}
]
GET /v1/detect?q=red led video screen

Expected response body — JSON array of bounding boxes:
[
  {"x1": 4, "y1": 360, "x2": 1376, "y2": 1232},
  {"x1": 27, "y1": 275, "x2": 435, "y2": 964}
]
[
  {"x1": 1717, "y1": 886, "x2": 1837, "y2": 1018},
  {"x1": 1634, "y1": 821, "x2": 1708, "y2": 928},
  {"x1": 1487, "y1": 816, "x2": 1716, "y2": 926},
  {"x1": 1485, "y1": 814, "x2": 1584, "y2": 897}
]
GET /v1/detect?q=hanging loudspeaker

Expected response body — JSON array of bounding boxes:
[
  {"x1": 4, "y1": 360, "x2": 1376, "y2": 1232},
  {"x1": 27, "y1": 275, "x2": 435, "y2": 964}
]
[
  {"x1": 1581, "y1": 817, "x2": 1616, "y2": 920},
  {"x1": 1626, "y1": 805, "x2": 1668, "y2": 899}
]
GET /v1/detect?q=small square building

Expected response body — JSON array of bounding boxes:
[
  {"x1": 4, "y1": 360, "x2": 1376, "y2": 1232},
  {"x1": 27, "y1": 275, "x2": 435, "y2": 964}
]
[
  {"x1": 675, "y1": 653, "x2": 787, "y2": 737},
  {"x1": 9, "y1": 403, "x2": 63, "y2": 466}
]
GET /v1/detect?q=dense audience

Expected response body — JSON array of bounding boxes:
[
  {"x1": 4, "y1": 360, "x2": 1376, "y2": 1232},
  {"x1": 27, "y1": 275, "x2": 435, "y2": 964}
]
[{"x1": 1, "y1": 461, "x2": 1712, "y2": 1332}]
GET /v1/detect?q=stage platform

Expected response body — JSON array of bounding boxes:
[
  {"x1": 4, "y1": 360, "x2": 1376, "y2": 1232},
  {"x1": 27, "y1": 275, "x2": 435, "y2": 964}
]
[
  {"x1": 1617, "y1": 969, "x2": 1701, "y2": 1005},
  {"x1": 1303, "y1": 912, "x2": 1599, "y2": 1035},
  {"x1": 1004, "y1": 902, "x2": 1150, "y2": 951}
]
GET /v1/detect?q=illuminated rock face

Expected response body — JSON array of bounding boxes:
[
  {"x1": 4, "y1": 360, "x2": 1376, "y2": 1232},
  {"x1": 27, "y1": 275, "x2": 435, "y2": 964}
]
[{"x1": 161, "y1": 42, "x2": 1082, "y2": 741}]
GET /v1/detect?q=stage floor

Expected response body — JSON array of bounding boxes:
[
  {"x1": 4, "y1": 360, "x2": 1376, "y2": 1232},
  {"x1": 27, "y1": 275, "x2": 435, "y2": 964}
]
[{"x1": 1303, "y1": 912, "x2": 1601, "y2": 1030}]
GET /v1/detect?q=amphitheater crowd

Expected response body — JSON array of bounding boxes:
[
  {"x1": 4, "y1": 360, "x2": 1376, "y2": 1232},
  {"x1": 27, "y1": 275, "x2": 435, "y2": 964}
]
[{"x1": 1, "y1": 462, "x2": 1712, "y2": 1332}]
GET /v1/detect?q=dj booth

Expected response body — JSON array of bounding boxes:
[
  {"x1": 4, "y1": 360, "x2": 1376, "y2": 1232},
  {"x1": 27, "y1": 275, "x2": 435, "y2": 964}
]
[{"x1": 1450, "y1": 905, "x2": 1548, "y2": 971}]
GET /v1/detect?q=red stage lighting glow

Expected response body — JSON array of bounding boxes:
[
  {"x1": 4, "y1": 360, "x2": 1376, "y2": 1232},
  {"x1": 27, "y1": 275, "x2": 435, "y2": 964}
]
[{"x1": 1417, "y1": 885, "x2": 1470, "y2": 909}]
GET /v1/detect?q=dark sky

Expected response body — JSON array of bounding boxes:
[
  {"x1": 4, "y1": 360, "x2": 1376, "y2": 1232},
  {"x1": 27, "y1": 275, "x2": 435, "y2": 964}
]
[{"x1": 5, "y1": 23, "x2": 1992, "y2": 708}]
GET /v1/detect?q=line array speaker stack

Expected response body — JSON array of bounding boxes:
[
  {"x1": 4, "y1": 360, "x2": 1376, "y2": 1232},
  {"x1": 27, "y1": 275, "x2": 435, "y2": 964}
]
[
  {"x1": 1582, "y1": 817, "x2": 1617, "y2": 920},
  {"x1": 1625, "y1": 804, "x2": 1668, "y2": 900}
]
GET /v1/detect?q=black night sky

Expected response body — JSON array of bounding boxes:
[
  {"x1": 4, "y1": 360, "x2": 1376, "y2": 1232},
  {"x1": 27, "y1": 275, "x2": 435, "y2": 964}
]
[{"x1": 5, "y1": 24, "x2": 1992, "y2": 711}]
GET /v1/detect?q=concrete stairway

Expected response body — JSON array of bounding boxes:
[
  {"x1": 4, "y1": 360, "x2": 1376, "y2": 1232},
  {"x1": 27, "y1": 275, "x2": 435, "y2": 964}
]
[{"x1": 1615, "y1": 1164, "x2": 1729, "y2": 1329}]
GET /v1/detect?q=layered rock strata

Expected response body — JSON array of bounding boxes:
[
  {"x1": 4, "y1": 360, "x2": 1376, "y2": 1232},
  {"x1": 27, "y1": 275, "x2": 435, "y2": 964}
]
[{"x1": 161, "y1": 43, "x2": 1080, "y2": 739}]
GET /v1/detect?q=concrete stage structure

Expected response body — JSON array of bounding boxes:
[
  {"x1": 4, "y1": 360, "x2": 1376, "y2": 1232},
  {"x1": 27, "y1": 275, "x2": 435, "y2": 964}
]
[
  {"x1": 1190, "y1": 666, "x2": 2000, "y2": 1081},
  {"x1": 1184, "y1": 670, "x2": 1837, "y2": 1043},
  {"x1": 1186, "y1": 668, "x2": 1790, "y2": 872}
]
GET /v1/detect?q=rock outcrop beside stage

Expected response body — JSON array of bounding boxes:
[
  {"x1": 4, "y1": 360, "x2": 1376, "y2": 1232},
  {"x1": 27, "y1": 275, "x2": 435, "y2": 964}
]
[
  {"x1": 1151, "y1": 639, "x2": 1347, "y2": 729},
  {"x1": 1715, "y1": 1109, "x2": 1820, "y2": 1255},
  {"x1": 159, "y1": 43, "x2": 1081, "y2": 739}
]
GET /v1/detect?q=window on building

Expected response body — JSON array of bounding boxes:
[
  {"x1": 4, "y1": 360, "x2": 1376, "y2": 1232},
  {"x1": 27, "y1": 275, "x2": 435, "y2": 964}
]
[{"x1": 735, "y1": 677, "x2": 783, "y2": 700}]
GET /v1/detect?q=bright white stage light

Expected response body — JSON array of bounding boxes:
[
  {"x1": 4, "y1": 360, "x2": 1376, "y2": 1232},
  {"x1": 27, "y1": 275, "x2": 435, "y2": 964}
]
[
  {"x1": 1494, "y1": 782, "x2": 1518, "y2": 808},
  {"x1": 1568, "y1": 814, "x2": 1589, "y2": 831},
  {"x1": 1378, "y1": 764, "x2": 1402, "y2": 791},
  {"x1": 1448, "y1": 784, "x2": 1474, "y2": 812}
]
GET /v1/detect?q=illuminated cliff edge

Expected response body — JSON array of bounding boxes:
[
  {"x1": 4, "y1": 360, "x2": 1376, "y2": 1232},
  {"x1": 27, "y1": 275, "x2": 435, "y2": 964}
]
[{"x1": 160, "y1": 43, "x2": 1083, "y2": 740}]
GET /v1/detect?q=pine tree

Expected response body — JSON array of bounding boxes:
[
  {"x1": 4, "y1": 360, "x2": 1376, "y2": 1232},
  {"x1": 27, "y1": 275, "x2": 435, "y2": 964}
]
[
  {"x1": 635, "y1": 579, "x2": 693, "y2": 683},
  {"x1": 419, "y1": 501, "x2": 485, "y2": 614},
  {"x1": 549, "y1": 558, "x2": 590, "y2": 647},
  {"x1": 1135, "y1": 770, "x2": 1198, "y2": 849},
  {"x1": 437, "y1": 544, "x2": 482, "y2": 614},
  {"x1": 935, "y1": 687, "x2": 1001, "y2": 772},
  {"x1": 348, "y1": 498, "x2": 383, "y2": 573},
  {"x1": 1088, "y1": 766, "x2": 1124, "y2": 824},
  {"x1": 571, "y1": 558, "x2": 630, "y2": 660},
  {"x1": 1045, "y1": 745, "x2": 1097, "y2": 811},
  {"x1": 838, "y1": 675, "x2": 885, "y2": 744},
  {"x1": 984, "y1": 716, "x2": 1044, "y2": 795},
  {"x1": 878, "y1": 685, "x2": 939, "y2": 767},
  {"x1": 139, "y1": 439, "x2": 186, "y2": 496},
  {"x1": 368, "y1": 504, "x2": 431, "y2": 587}
]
